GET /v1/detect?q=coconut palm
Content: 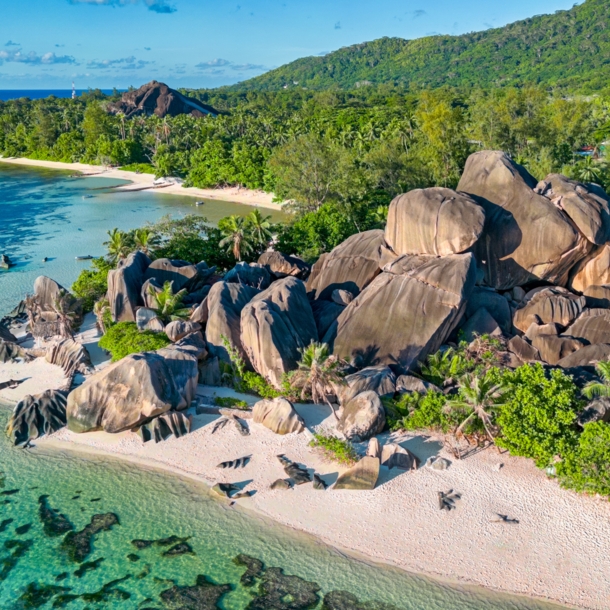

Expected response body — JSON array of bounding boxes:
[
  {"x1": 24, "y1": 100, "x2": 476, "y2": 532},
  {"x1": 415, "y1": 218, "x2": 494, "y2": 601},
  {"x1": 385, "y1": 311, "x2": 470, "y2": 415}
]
[
  {"x1": 583, "y1": 361, "x2": 610, "y2": 399},
  {"x1": 104, "y1": 228, "x2": 130, "y2": 265},
  {"x1": 93, "y1": 297, "x2": 111, "y2": 334},
  {"x1": 246, "y1": 209, "x2": 273, "y2": 248},
  {"x1": 289, "y1": 342, "x2": 344, "y2": 420},
  {"x1": 51, "y1": 289, "x2": 81, "y2": 339},
  {"x1": 218, "y1": 215, "x2": 254, "y2": 262},
  {"x1": 148, "y1": 281, "x2": 190, "y2": 323},
  {"x1": 445, "y1": 372, "x2": 505, "y2": 443},
  {"x1": 420, "y1": 347, "x2": 468, "y2": 388},
  {"x1": 133, "y1": 228, "x2": 159, "y2": 258},
  {"x1": 577, "y1": 156, "x2": 602, "y2": 183}
]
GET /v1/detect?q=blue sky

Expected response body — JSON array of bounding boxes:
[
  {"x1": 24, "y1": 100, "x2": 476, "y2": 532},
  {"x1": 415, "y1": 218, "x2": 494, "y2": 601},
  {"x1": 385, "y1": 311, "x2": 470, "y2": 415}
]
[{"x1": 0, "y1": 0, "x2": 579, "y2": 90}]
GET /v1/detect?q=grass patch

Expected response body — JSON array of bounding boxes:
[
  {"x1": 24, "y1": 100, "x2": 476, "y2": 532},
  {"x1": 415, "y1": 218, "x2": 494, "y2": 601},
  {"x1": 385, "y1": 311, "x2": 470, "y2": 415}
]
[
  {"x1": 98, "y1": 321, "x2": 170, "y2": 362},
  {"x1": 213, "y1": 396, "x2": 250, "y2": 410},
  {"x1": 309, "y1": 433, "x2": 358, "y2": 466}
]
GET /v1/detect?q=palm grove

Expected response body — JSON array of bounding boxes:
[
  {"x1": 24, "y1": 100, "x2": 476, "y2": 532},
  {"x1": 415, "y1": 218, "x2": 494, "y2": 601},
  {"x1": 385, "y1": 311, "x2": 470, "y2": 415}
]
[{"x1": 3, "y1": 83, "x2": 610, "y2": 499}]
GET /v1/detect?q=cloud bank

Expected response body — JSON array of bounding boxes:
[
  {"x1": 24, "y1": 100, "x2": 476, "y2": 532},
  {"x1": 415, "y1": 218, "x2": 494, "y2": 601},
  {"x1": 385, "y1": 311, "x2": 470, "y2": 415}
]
[{"x1": 0, "y1": 50, "x2": 76, "y2": 65}]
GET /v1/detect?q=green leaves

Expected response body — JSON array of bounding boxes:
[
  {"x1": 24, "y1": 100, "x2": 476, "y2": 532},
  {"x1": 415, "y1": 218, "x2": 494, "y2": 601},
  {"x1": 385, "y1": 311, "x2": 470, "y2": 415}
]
[
  {"x1": 98, "y1": 322, "x2": 171, "y2": 362},
  {"x1": 148, "y1": 281, "x2": 190, "y2": 323}
]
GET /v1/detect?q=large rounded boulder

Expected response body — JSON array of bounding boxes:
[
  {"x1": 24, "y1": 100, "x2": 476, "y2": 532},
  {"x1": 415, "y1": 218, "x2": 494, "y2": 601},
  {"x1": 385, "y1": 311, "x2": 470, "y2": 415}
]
[
  {"x1": 306, "y1": 230, "x2": 394, "y2": 301},
  {"x1": 338, "y1": 391, "x2": 386, "y2": 441},
  {"x1": 107, "y1": 251, "x2": 151, "y2": 322},
  {"x1": 326, "y1": 253, "x2": 477, "y2": 371},
  {"x1": 252, "y1": 397, "x2": 305, "y2": 434},
  {"x1": 570, "y1": 245, "x2": 610, "y2": 293},
  {"x1": 66, "y1": 352, "x2": 183, "y2": 433},
  {"x1": 563, "y1": 309, "x2": 610, "y2": 345},
  {"x1": 457, "y1": 151, "x2": 592, "y2": 290},
  {"x1": 385, "y1": 187, "x2": 485, "y2": 257},
  {"x1": 144, "y1": 258, "x2": 198, "y2": 292},
  {"x1": 241, "y1": 277, "x2": 318, "y2": 389},
  {"x1": 512, "y1": 287, "x2": 586, "y2": 333}
]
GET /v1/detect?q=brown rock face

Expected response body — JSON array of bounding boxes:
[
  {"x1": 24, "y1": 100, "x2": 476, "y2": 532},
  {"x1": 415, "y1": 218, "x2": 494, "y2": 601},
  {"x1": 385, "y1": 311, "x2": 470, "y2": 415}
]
[
  {"x1": 557, "y1": 343, "x2": 610, "y2": 368},
  {"x1": 306, "y1": 230, "x2": 392, "y2": 300},
  {"x1": 109, "y1": 81, "x2": 218, "y2": 119},
  {"x1": 538, "y1": 174, "x2": 610, "y2": 245},
  {"x1": 252, "y1": 397, "x2": 305, "y2": 434},
  {"x1": 326, "y1": 253, "x2": 476, "y2": 371},
  {"x1": 333, "y1": 456, "x2": 380, "y2": 490},
  {"x1": 144, "y1": 258, "x2": 199, "y2": 292},
  {"x1": 385, "y1": 187, "x2": 485, "y2": 256},
  {"x1": 107, "y1": 251, "x2": 150, "y2": 322},
  {"x1": 563, "y1": 309, "x2": 610, "y2": 345},
  {"x1": 570, "y1": 245, "x2": 610, "y2": 293},
  {"x1": 33, "y1": 276, "x2": 66, "y2": 310},
  {"x1": 338, "y1": 391, "x2": 386, "y2": 441},
  {"x1": 241, "y1": 278, "x2": 318, "y2": 388},
  {"x1": 584, "y1": 285, "x2": 610, "y2": 309},
  {"x1": 530, "y1": 335, "x2": 584, "y2": 365},
  {"x1": 205, "y1": 282, "x2": 259, "y2": 364},
  {"x1": 257, "y1": 251, "x2": 310, "y2": 279},
  {"x1": 67, "y1": 352, "x2": 183, "y2": 433},
  {"x1": 512, "y1": 287, "x2": 586, "y2": 333},
  {"x1": 457, "y1": 151, "x2": 592, "y2": 290}
]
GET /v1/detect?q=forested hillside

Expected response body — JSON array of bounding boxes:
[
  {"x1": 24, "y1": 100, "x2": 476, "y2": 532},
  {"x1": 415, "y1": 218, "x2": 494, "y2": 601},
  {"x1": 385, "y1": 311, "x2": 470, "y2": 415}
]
[{"x1": 230, "y1": 0, "x2": 610, "y2": 92}]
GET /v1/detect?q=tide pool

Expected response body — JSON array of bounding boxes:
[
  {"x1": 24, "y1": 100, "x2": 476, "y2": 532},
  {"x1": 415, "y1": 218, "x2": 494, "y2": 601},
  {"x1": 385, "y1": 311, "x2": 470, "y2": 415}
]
[{"x1": 0, "y1": 163, "x2": 285, "y2": 317}]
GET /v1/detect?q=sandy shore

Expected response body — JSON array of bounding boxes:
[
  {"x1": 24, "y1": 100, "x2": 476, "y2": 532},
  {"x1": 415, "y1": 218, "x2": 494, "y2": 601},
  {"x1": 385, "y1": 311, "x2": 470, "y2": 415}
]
[
  {"x1": 2, "y1": 320, "x2": 609, "y2": 609},
  {"x1": 0, "y1": 157, "x2": 282, "y2": 210}
]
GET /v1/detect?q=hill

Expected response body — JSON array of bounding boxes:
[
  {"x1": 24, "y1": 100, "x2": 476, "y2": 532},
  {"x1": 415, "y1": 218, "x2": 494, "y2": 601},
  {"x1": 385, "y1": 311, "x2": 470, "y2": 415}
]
[{"x1": 229, "y1": 0, "x2": 610, "y2": 92}]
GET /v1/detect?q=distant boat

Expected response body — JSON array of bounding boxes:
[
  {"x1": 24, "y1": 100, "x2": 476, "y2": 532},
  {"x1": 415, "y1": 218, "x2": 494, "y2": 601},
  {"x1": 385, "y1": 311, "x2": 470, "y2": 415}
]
[
  {"x1": 42, "y1": 257, "x2": 48, "y2": 262},
  {"x1": 82, "y1": 195, "x2": 94, "y2": 199},
  {"x1": 75, "y1": 255, "x2": 93, "y2": 261},
  {"x1": 195, "y1": 201, "x2": 205, "y2": 206}
]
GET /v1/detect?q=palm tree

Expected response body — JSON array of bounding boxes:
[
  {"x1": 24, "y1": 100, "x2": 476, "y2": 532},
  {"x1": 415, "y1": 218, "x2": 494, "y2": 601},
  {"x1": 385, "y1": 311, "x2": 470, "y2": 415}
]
[
  {"x1": 583, "y1": 361, "x2": 610, "y2": 399},
  {"x1": 148, "y1": 281, "x2": 190, "y2": 323},
  {"x1": 577, "y1": 156, "x2": 603, "y2": 183},
  {"x1": 93, "y1": 297, "x2": 110, "y2": 334},
  {"x1": 445, "y1": 372, "x2": 505, "y2": 443},
  {"x1": 246, "y1": 209, "x2": 273, "y2": 248},
  {"x1": 104, "y1": 228, "x2": 129, "y2": 265},
  {"x1": 218, "y1": 215, "x2": 254, "y2": 262},
  {"x1": 420, "y1": 348, "x2": 468, "y2": 388},
  {"x1": 289, "y1": 342, "x2": 345, "y2": 421},
  {"x1": 51, "y1": 289, "x2": 80, "y2": 339},
  {"x1": 133, "y1": 228, "x2": 159, "y2": 258}
]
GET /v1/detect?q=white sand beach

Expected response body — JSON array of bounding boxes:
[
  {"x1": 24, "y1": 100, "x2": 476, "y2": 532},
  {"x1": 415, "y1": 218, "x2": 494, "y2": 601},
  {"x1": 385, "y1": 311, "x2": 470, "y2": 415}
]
[
  {"x1": 1, "y1": 335, "x2": 608, "y2": 610},
  {"x1": 0, "y1": 157, "x2": 281, "y2": 210}
]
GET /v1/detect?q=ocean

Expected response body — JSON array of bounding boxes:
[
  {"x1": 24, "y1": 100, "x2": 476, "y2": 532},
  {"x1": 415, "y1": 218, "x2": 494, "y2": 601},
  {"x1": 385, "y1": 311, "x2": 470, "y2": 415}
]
[
  {"x1": 0, "y1": 90, "x2": 118, "y2": 102},
  {"x1": 0, "y1": 163, "x2": 285, "y2": 317}
]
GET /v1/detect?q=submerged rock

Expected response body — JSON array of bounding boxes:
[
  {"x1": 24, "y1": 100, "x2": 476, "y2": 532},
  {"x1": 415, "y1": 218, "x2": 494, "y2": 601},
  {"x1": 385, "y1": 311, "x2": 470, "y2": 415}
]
[
  {"x1": 233, "y1": 554, "x2": 265, "y2": 586},
  {"x1": 160, "y1": 575, "x2": 231, "y2": 609},
  {"x1": 245, "y1": 566, "x2": 320, "y2": 610},
  {"x1": 163, "y1": 541, "x2": 195, "y2": 557},
  {"x1": 18, "y1": 582, "x2": 71, "y2": 609},
  {"x1": 62, "y1": 513, "x2": 119, "y2": 563},
  {"x1": 38, "y1": 495, "x2": 73, "y2": 538}
]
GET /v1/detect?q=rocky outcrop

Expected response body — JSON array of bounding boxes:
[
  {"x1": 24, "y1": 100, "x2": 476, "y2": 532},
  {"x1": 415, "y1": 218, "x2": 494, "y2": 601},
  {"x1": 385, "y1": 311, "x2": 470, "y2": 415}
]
[
  {"x1": 457, "y1": 151, "x2": 592, "y2": 290},
  {"x1": 33, "y1": 276, "x2": 66, "y2": 310},
  {"x1": 307, "y1": 230, "x2": 392, "y2": 300},
  {"x1": 66, "y1": 352, "x2": 183, "y2": 433},
  {"x1": 156, "y1": 346, "x2": 199, "y2": 409},
  {"x1": 258, "y1": 251, "x2": 310, "y2": 279},
  {"x1": 224, "y1": 262, "x2": 271, "y2": 290},
  {"x1": 137, "y1": 411, "x2": 192, "y2": 443},
  {"x1": 136, "y1": 307, "x2": 161, "y2": 331},
  {"x1": 45, "y1": 339, "x2": 93, "y2": 377},
  {"x1": 252, "y1": 397, "x2": 305, "y2": 434},
  {"x1": 164, "y1": 320, "x2": 200, "y2": 343},
  {"x1": 395, "y1": 375, "x2": 440, "y2": 394},
  {"x1": 144, "y1": 258, "x2": 198, "y2": 292},
  {"x1": 205, "y1": 282, "x2": 259, "y2": 363},
  {"x1": 385, "y1": 187, "x2": 485, "y2": 256},
  {"x1": 584, "y1": 285, "x2": 610, "y2": 309},
  {"x1": 109, "y1": 80, "x2": 217, "y2": 119},
  {"x1": 577, "y1": 398, "x2": 610, "y2": 427},
  {"x1": 107, "y1": 251, "x2": 150, "y2": 322},
  {"x1": 241, "y1": 278, "x2": 318, "y2": 388},
  {"x1": 557, "y1": 343, "x2": 610, "y2": 369},
  {"x1": 338, "y1": 391, "x2": 386, "y2": 441},
  {"x1": 570, "y1": 245, "x2": 610, "y2": 293},
  {"x1": 465, "y1": 287, "x2": 512, "y2": 334},
  {"x1": 531, "y1": 335, "x2": 584, "y2": 365},
  {"x1": 513, "y1": 287, "x2": 585, "y2": 333},
  {"x1": 190, "y1": 298, "x2": 209, "y2": 325},
  {"x1": 310, "y1": 300, "x2": 344, "y2": 339},
  {"x1": 339, "y1": 365, "x2": 396, "y2": 405},
  {"x1": 327, "y1": 253, "x2": 476, "y2": 371},
  {"x1": 460, "y1": 308, "x2": 502, "y2": 342},
  {"x1": 507, "y1": 336, "x2": 541, "y2": 363},
  {"x1": 331, "y1": 289, "x2": 353, "y2": 306},
  {"x1": 6, "y1": 389, "x2": 68, "y2": 445},
  {"x1": 537, "y1": 174, "x2": 610, "y2": 245},
  {"x1": 334, "y1": 456, "x2": 380, "y2": 490},
  {"x1": 563, "y1": 309, "x2": 610, "y2": 345},
  {"x1": 141, "y1": 278, "x2": 162, "y2": 308},
  {"x1": 0, "y1": 339, "x2": 26, "y2": 363}
]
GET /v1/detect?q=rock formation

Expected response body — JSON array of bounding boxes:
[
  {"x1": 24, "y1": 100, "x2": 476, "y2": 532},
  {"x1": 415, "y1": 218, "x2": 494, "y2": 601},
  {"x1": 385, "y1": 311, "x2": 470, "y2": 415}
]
[
  {"x1": 563, "y1": 309, "x2": 610, "y2": 345},
  {"x1": 570, "y1": 245, "x2": 610, "y2": 292},
  {"x1": 66, "y1": 352, "x2": 184, "y2": 433},
  {"x1": 258, "y1": 251, "x2": 310, "y2": 279},
  {"x1": 109, "y1": 81, "x2": 218, "y2": 119},
  {"x1": 385, "y1": 187, "x2": 485, "y2": 256},
  {"x1": 241, "y1": 277, "x2": 318, "y2": 388},
  {"x1": 224, "y1": 262, "x2": 271, "y2": 289},
  {"x1": 333, "y1": 456, "x2": 380, "y2": 490},
  {"x1": 252, "y1": 397, "x2": 305, "y2": 434},
  {"x1": 339, "y1": 365, "x2": 396, "y2": 405},
  {"x1": 45, "y1": 339, "x2": 93, "y2": 378},
  {"x1": 164, "y1": 320, "x2": 200, "y2": 343},
  {"x1": 107, "y1": 251, "x2": 150, "y2": 322},
  {"x1": 338, "y1": 391, "x2": 386, "y2": 441},
  {"x1": 512, "y1": 287, "x2": 586, "y2": 333},
  {"x1": 327, "y1": 253, "x2": 476, "y2": 371},
  {"x1": 457, "y1": 151, "x2": 592, "y2": 289},
  {"x1": 144, "y1": 258, "x2": 199, "y2": 292}
]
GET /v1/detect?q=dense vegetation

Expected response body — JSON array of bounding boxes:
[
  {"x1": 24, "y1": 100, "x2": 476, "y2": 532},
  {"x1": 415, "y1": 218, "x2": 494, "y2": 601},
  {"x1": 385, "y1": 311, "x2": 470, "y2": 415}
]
[
  {"x1": 229, "y1": 0, "x2": 610, "y2": 93},
  {"x1": 98, "y1": 322, "x2": 171, "y2": 362},
  {"x1": 4, "y1": 83, "x2": 610, "y2": 261}
]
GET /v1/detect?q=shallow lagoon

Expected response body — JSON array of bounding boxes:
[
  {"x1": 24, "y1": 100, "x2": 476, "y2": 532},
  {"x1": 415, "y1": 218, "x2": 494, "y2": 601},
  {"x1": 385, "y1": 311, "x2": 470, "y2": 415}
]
[{"x1": 0, "y1": 163, "x2": 285, "y2": 317}]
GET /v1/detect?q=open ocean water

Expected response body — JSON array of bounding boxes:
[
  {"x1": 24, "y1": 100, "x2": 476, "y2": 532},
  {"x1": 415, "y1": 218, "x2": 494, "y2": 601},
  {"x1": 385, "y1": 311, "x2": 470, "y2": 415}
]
[{"x1": 0, "y1": 163, "x2": 285, "y2": 317}]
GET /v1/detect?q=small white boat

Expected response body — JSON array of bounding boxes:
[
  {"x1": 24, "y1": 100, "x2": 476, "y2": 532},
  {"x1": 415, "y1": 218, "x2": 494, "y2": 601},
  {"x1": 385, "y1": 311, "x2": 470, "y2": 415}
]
[
  {"x1": 75, "y1": 255, "x2": 93, "y2": 261},
  {"x1": 195, "y1": 201, "x2": 205, "y2": 206}
]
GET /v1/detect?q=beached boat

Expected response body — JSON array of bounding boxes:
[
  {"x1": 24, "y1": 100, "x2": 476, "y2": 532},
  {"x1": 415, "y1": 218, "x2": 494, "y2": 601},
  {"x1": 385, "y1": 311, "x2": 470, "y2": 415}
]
[{"x1": 195, "y1": 200, "x2": 205, "y2": 206}]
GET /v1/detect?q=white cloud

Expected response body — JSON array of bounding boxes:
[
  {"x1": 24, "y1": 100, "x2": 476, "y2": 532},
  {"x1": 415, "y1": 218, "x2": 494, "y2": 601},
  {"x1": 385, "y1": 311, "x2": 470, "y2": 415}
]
[{"x1": 0, "y1": 50, "x2": 76, "y2": 65}]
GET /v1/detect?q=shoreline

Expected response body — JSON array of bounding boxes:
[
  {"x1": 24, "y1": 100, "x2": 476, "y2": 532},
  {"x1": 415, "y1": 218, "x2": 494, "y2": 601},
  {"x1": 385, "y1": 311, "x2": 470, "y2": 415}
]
[
  {"x1": 0, "y1": 157, "x2": 283, "y2": 210},
  {"x1": 33, "y1": 434, "x2": 576, "y2": 610}
]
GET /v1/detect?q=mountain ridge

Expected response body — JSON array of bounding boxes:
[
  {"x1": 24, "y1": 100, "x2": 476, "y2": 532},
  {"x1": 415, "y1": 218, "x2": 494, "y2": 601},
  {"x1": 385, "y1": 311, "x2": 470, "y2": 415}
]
[{"x1": 226, "y1": 0, "x2": 610, "y2": 93}]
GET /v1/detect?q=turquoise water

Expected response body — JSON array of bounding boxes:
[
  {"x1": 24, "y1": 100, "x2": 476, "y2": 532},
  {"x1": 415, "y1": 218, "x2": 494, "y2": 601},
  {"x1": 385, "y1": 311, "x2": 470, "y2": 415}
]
[
  {"x1": 0, "y1": 163, "x2": 285, "y2": 317},
  {"x1": 0, "y1": 406, "x2": 565, "y2": 610}
]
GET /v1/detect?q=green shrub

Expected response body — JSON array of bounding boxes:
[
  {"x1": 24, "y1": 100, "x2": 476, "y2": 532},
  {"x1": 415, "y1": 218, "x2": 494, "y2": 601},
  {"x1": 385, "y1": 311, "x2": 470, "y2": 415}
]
[
  {"x1": 496, "y1": 364, "x2": 582, "y2": 468},
  {"x1": 559, "y1": 422, "x2": 610, "y2": 498},
  {"x1": 387, "y1": 390, "x2": 451, "y2": 432},
  {"x1": 309, "y1": 434, "x2": 358, "y2": 465},
  {"x1": 242, "y1": 371, "x2": 282, "y2": 399},
  {"x1": 98, "y1": 322, "x2": 170, "y2": 362},
  {"x1": 71, "y1": 258, "x2": 112, "y2": 313},
  {"x1": 213, "y1": 396, "x2": 249, "y2": 410},
  {"x1": 120, "y1": 163, "x2": 155, "y2": 174}
]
